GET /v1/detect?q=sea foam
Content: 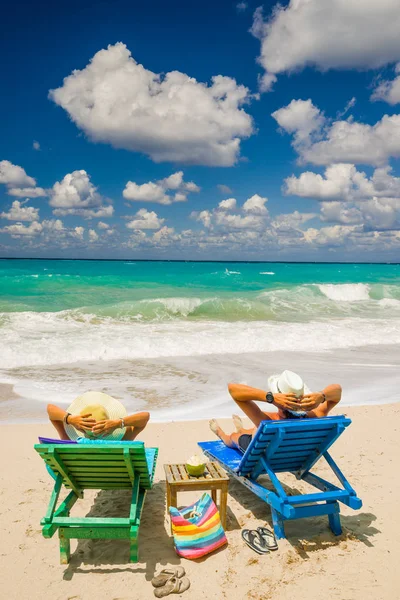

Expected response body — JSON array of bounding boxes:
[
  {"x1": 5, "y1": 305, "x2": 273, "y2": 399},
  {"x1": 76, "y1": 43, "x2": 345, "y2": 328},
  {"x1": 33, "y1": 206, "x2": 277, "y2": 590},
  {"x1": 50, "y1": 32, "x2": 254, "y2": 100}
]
[
  {"x1": 1, "y1": 311, "x2": 400, "y2": 369},
  {"x1": 317, "y1": 283, "x2": 370, "y2": 302}
]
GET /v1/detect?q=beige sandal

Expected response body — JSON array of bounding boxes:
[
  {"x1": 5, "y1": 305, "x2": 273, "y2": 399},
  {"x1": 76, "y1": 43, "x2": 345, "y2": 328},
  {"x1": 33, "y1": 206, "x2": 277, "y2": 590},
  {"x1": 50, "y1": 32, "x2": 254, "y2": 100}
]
[
  {"x1": 154, "y1": 576, "x2": 190, "y2": 598},
  {"x1": 151, "y1": 567, "x2": 185, "y2": 588}
]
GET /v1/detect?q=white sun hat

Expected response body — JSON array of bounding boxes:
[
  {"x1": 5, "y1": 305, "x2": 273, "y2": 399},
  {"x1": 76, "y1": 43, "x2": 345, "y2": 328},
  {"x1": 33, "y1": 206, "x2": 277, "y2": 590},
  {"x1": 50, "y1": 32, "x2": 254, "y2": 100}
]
[
  {"x1": 268, "y1": 370, "x2": 311, "y2": 415},
  {"x1": 64, "y1": 391, "x2": 127, "y2": 441}
]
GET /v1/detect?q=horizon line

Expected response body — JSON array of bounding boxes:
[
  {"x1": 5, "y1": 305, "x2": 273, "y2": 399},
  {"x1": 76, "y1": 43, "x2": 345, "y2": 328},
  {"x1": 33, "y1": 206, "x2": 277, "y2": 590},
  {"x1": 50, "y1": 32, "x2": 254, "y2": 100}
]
[{"x1": 0, "y1": 257, "x2": 399, "y2": 265}]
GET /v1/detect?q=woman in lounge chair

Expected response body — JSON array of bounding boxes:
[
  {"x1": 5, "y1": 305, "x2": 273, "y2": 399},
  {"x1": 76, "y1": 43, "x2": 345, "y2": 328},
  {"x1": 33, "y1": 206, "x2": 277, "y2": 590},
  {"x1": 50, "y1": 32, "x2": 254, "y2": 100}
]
[
  {"x1": 47, "y1": 391, "x2": 150, "y2": 441},
  {"x1": 209, "y1": 370, "x2": 342, "y2": 453}
]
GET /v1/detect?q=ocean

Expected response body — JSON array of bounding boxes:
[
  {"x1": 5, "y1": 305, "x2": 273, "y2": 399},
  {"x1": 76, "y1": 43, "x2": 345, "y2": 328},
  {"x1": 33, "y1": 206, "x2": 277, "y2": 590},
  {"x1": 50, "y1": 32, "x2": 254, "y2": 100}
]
[{"x1": 1, "y1": 259, "x2": 400, "y2": 423}]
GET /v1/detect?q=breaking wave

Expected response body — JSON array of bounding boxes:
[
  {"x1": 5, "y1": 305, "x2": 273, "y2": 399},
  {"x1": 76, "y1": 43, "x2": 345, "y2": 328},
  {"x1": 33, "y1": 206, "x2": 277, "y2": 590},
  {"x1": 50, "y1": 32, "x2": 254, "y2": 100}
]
[{"x1": 1, "y1": 311, "x2": 400, "y2": 369}]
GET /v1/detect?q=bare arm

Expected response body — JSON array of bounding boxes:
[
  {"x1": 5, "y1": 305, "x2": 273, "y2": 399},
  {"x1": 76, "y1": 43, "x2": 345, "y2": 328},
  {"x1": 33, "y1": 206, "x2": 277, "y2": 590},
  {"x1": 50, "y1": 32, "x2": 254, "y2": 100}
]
[
  {"x1": 228, "y1": 383, "x2": 268, "y2": 403},
  {"x1": 228, "y1": 383, "x2": 306, "y2": 412},
  {"x1": 47, "y1": 403, "x2": 96, "y2": 436},
  {"x1": 47, "y1": 403, "x2": 67, "y2": 422},
  {"x1": 301, "y1": 384, "x2": 342, "y2": 416},
  {"x1": 91, "y1": 411, "x2": 150, "y2": 436}
]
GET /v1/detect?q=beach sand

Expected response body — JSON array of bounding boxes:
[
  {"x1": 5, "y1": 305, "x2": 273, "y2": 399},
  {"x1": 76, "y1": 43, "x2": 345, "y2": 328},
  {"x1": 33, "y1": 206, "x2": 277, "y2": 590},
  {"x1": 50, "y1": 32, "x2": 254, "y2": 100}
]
[{"x1": 0, "y1": 404, "x2": 399, "y2": 600}]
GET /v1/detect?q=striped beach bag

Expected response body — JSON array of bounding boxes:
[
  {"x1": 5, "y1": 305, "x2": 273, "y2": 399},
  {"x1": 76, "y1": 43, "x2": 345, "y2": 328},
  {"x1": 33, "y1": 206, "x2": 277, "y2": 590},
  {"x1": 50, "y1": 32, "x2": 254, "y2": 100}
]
[{"x1": 169, "y1": 493, "x2": 227, "y2": 559}]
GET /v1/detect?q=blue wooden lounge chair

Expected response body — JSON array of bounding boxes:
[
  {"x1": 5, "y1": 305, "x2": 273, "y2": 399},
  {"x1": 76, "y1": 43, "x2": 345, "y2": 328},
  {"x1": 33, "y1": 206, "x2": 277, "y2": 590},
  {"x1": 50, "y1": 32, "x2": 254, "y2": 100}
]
[{"x1": 199, "y1": 415, "x2": 362, "y2": 539}]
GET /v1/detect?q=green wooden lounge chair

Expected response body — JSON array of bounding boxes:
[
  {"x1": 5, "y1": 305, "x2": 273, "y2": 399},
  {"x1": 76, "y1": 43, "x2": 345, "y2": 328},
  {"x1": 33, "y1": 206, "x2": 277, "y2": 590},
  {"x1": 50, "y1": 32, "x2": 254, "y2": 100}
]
[{"x1": 34, "y1": 441, "x2": 158, "y2": 564}]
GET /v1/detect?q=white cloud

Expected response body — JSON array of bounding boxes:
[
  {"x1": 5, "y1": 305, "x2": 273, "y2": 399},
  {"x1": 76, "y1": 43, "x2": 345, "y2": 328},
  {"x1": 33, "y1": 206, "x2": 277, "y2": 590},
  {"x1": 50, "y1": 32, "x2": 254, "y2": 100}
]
[
  {"x1": 251, "y1": 1, "x2": 400, "y2": 91},
  {"x1": 97, "y1": 221, "x2": 110, "y2": 229},
  {"x1": 123, "y1": 171, "x2": 200, "y2": 205},
  {"x1": 272, "y1": 99, "x2": 400, "y2": 167},
  {"x1": 152, "y1": 226, "x2": 176, "y2": 244},
  {"x1": 8, "y1": 187, "x2": 47, "y2": 198},
  {"x1": 42, "y1": 219, "x2": 64, "y2": 231},
  {"x1": 123, "y1": 181, "x2": 169, "y2": 204},
  {"x1": 52, "y1": 205, "x2": 114, "y2": 219},
  {"x1": 126, "y1": 208, "x2": 165, "y2": 230},
  {"x1": 0, "y1": 221, "x2": 42, "y2": 237},
  {"x1": 286, "y1": 163, "x2": 400, "y2": 230},
  {"x1": 88, "y1": 229, "x2": 99, "y2": 242},
  {"x1": 361, "y1": 197, "x2": 400, "y2": 230},
  {"x1": 174, "y1": 192, "x2": 187, "y2": 202},
  {"x1": 242, "y1": 194, "x2": 269, "y2": 214},
  {"x1": 33, "y1": 141, "x2": 41, "y2": 151},
  {"x1": 50, "y1": 170, "x2": 100, "y2": 208},
  {"x1": 49, "y1": 170, "x2": 113, "y2": 218},
  {"x1": 272, "y1": 99, "x2": 325, "y2": 146},
  {"x1": 0, "y1": 160, "x2": 36, "y2": 187},
  {"x1": 336, "y1": 97, "x2": 357, "y2": 119},
  {"x1": 218, "y1": 198, "x2": 237, "y2": 211},
  {"x1": 0, "y1": 200, "x2": 39, "y2": 222},
  {"x1": 70, "y1": 226, "x2": 85, "y2": 240},
  {"x1": 320, "y1": 202, "x2": 362, "y2": 225},
  {"x1": 192, "y1": 194, "x2": 270, "y2": 232},
  {"x1": 304, "y1": 225, "x2": 357, "y2": 248},
  {"x1": 273, "y1": 211, "x2": 316, "y2": 230},
  {"x1": 192, "y1": 210, "x2": 212, "y2": 228},
  {"x1": 285, "y1": 164, "x2": 400, "y2": 201},
  {"x1": 217, "y1": 184, "x2": 233, "y2": 195},
  {"x1": 50, "y1": 43, "x2": 254, "y2": 166},
  {"x1": 214, "y1": 211, "x2": 265, "y2": 230},
  {"x1": 372, "y1": 63, "x2": 400, "y2": 105},
  {"x1": 236, "y1": 2, "x2": 247, "y2": 13}
]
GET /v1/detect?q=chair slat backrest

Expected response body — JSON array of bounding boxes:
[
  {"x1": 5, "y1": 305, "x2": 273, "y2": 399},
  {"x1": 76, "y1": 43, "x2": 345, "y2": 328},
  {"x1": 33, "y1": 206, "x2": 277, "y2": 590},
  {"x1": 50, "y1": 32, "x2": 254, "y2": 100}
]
[
  {"x1": 35, "y1": 443, "x2": 157, "y2": 490},
  {"x1": 238, "y1": 416, "x2": 350, "y2": 477}
]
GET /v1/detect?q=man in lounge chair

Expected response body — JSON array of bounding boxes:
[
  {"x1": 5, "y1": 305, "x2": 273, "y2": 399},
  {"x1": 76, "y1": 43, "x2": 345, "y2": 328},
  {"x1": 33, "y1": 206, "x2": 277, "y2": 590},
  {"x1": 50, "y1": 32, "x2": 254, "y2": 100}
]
[
  {"x1": 209, "y1": 370, "x2": 342, "y2": 453},
  {"x1": 47, "y1": 390, "x2": 150, "y2": 441}
]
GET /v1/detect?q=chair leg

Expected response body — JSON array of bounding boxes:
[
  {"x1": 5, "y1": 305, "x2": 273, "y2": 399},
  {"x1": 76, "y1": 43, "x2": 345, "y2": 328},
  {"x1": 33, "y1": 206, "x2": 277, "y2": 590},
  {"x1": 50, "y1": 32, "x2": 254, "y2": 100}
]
[
  {"x1": 271, "y1": 507, "x2": 286, "y2": 539},
  {"x1": 328, "y1": 503, "x2": 342, "y2": 536},
  {"x1": 59, "y1": 529, "x2": 70, "y2": 564},
  {"x1": 130, "y1": 526, "x2": 139, "y2": 562}
]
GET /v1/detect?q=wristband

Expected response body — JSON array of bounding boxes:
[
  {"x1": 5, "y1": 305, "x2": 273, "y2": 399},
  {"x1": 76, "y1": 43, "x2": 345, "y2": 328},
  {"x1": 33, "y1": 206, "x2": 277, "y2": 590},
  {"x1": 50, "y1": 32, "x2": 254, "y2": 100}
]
[
  {"x1": 120, "y1": 417, "x2": 125, "y2": 428},
  {"x1": 320, "y1": 392, "x2": 326, "y2": 402},
  {"x1": 64, "y1": 412, "x2": 71, "y2": 425}
]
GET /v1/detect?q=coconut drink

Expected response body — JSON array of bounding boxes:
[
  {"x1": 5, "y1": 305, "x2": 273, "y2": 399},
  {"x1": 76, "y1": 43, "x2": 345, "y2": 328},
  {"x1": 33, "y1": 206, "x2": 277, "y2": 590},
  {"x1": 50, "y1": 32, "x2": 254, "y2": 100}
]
[{"x1": 186, "y1": 453, "x2": 207, "y2": 476}]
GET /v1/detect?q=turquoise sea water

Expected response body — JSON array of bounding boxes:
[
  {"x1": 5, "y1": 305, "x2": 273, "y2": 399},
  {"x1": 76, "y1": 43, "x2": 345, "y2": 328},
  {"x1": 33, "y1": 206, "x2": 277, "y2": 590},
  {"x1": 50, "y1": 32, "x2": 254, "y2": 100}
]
[
  {"x1": 1, "y1": 259, "x2": 400, "y2": 320},
  {"x1": 1, "y1": 259, "x2": 399, "y2": 421}
]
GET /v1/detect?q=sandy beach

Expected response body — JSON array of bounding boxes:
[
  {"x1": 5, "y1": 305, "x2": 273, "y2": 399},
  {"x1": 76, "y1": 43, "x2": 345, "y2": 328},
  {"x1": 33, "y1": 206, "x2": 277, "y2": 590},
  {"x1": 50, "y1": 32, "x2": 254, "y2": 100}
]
[{"x1": 1, "y1": 403, "x2": 399, "y2": 600}]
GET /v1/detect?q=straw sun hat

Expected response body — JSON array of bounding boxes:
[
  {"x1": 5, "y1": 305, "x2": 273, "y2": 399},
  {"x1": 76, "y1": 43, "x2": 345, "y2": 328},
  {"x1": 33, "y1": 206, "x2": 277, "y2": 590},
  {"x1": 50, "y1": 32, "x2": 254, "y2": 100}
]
[
  {"x1": 268, "y1": 370, "x2": 311, "y2": 415},
  {"x1": 64, "y1": 391, "x2": 127, "y2": 441}
]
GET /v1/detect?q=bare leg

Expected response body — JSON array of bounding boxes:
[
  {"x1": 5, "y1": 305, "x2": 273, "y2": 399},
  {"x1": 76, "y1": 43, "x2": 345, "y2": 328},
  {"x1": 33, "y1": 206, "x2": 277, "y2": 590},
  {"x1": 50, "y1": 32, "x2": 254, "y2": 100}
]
[
  {"x1": 232, "y1": 414, "x2": 243, "y2": 432},
  {"x1": 232, "y1": 398, "x2": 272, "y2": 427},
  {"x1": 209, "y1": 419, "x2": 255, "y2": 449}
]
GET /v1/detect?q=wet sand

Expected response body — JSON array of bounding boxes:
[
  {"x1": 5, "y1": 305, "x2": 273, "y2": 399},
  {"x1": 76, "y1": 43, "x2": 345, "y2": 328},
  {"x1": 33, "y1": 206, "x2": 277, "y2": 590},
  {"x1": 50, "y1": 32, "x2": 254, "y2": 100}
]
[{"x1": 1, "y1": 344, "x2": 400, "y2": 423}]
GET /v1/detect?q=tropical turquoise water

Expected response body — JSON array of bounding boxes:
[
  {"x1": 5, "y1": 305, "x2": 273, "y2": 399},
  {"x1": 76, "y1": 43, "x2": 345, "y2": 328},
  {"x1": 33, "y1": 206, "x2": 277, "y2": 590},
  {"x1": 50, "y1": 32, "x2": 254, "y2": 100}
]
[
  {"x1": 0, "y1": 259, "x2": 399, "y2": 421},
  {"x1": 1, "y1": 259, "x2": 400, "y2": 319}
]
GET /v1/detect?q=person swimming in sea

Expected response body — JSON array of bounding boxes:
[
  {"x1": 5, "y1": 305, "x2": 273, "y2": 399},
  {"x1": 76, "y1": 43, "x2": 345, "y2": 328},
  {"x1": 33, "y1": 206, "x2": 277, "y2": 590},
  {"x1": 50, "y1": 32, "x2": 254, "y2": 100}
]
[
  {"x1": 209, "y1": 370, "x2": 342, "y2": 453},
  {"x1": 47, "y1": 391, "x2": 150, "y2": 441}
]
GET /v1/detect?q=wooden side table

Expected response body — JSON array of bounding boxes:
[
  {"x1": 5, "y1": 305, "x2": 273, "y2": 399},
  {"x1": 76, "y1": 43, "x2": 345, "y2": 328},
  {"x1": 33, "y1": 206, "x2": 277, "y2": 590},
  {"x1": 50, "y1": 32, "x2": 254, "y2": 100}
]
[{"x1": 164, "y1": 462, "x2": 229, "y2": 532}]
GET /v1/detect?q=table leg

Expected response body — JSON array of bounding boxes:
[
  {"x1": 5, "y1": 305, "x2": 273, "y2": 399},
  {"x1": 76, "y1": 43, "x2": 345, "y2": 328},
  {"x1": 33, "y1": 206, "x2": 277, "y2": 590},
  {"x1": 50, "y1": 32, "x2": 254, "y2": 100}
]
[
  {"x1": 219, "y1": 484, "x2": 228, "y2": 530},
  {"x1": 166, "y1": 482, "x2": 171, "y2": 512},
  {"x1": 169, "y1": 488, "x2": 177, "y2": 535},
  {"x1": 211, "y1": 489, "x2": 217, "y2": 504}
]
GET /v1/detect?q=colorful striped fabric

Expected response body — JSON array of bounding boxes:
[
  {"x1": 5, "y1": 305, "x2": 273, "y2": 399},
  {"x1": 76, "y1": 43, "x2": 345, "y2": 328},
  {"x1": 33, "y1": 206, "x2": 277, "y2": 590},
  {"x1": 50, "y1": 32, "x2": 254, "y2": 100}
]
[{"x1": 169, "y1": 493, "x2": 227, "y2": 559}]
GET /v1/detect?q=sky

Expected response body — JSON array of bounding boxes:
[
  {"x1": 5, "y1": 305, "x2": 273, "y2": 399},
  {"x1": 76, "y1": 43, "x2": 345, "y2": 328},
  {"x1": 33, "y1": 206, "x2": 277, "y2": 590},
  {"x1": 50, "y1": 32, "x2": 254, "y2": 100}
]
[{"x1": 1, "y1": 0, "x2": 400, "y2": 261}]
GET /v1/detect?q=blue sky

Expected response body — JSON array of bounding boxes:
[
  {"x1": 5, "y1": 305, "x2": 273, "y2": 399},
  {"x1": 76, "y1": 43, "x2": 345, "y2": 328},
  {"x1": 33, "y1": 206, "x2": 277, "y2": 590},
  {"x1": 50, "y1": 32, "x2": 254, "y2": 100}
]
[{"x1": 1, "y1": 0, "x2": 400, "y2": 260}]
